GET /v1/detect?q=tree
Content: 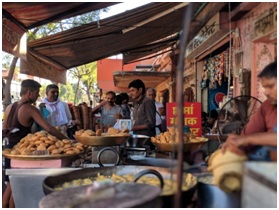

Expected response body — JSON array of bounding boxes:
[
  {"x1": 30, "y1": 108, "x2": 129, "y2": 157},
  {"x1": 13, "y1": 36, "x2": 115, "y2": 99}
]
[
  {"x1": 2, "y1": 7, "x2": 110, "y2": 110},
  {"x1": 69, "y1": 62, "x2": 97, "y2": 104},
  {"x1": 59, "y1": 83, "x2": 75, "y2": 103},
  {"x1": 3, "y1": 56, "x2": 19, "y2": 110},
  {"x1": 39, "y1": 84, "x2": 47, "y2": 101}
]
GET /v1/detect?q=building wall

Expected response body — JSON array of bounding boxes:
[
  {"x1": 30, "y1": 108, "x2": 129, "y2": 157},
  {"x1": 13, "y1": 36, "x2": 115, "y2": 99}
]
[
  {"x1": 97, "y1": 58, "x2": 155, "y2": 93},
  {"x1": 236, "y1": 2, "x2": 276, "y2": 100}
]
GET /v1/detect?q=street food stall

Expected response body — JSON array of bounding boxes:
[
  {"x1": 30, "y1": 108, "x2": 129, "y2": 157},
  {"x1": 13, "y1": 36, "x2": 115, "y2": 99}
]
[
  {"x1": 3, "y1": 127, "x2": 276, "y2": 208},
  {"x1": 2, "y1": 2, "x2": 277, "y2": 209},
  {"x1": 2, "y1": 127, "x2": 206, "y2": 208}
]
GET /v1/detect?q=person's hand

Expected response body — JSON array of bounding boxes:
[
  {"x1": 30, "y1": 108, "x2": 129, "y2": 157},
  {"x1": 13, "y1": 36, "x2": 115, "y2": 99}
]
[
  {"x1": 114, "y1": 113, "x2": 121, "y2": 120},
  {"x1": 221, "y1": 134, "x2": 246, "y2": 155},
  {"x1": 99, "y1": 99, "x2": 107, "y2": 106},
  {"x1": 72, "y1": 120, "x2": 80, "y2": 126},
  {"x1": 68, "y1": 120, "x2": 80, "y2": 128}
]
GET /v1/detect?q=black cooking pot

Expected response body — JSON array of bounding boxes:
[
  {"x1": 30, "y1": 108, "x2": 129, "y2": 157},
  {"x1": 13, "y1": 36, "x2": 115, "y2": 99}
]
[
  {"x1": 43, "y1": 165, "x2": 198, "y2": 208},
  {"x1": 96, "y1": 146, "x2": 205, "y2": 174},
  {"x1": 40, "y1": 182, "x2": 162, "y2": 208}
]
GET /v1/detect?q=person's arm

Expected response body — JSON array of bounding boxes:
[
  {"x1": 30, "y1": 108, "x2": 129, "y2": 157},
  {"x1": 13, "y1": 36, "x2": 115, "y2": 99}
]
[
  {"x1": 222, "y1": 132, "x2": 277, "y2": 153},
  {"x1": 241, "y1": 102, "x2": 268, "y2": 135},
  {"x1": 91, "y1": 100, "x2": 107, "y2": 114},
  {"x1": 3, "y1": 104, "x2": 12, "y2": 129},
  {"x1": 63, "y1": 102, "x2": 72, "y2": 122},
  {"x1": 231, "y1": 132, "x2": 276, "y2": 147},
  {"x1": 29, "y1": 106, "x2": 69, "y2": 140}
]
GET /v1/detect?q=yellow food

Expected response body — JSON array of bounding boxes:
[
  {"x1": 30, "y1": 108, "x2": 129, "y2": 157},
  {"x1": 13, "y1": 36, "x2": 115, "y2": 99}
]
[
  {"x1": 151, "y1": 127, "x2": 207, "y2": 144},
  {"x1": 95, "y1": 129, "x2": 102, "y2": 136},
  {"x1": 54, "y1": 173, "x2": 197, "y2": 196},
  {"x1": 2, "y1": 131, "x2": 87, "y2": 156}
]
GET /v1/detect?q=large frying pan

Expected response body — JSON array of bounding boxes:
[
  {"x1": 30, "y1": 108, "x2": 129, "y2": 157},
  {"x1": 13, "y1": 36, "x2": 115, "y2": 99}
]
[
  {"x1": 40, "y1": 182, "x2": 162, "y2": 208},
  {"x1": 43, "y1": 166, "x2": 198, "y2": 208}
]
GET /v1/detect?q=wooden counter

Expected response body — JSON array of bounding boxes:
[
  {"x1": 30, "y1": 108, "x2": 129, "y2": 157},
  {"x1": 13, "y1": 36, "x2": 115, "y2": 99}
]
[{"x1": 241, "y1": 161, "x2": 277, "y2": 208}]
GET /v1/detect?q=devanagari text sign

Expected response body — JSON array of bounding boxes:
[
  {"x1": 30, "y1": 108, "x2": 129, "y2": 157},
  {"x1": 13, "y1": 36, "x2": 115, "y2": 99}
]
[{"x1": 166, "y1": 102, "x2": 202, "y2": 137}]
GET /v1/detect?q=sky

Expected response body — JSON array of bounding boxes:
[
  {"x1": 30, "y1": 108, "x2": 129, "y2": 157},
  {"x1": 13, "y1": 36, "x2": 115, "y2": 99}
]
[
  {"x1": 98, "y1": 2, "x2": 150, "y2": 58},
  {"x1": 99, "y1": 2, "x2": 149, "y2": 19}
]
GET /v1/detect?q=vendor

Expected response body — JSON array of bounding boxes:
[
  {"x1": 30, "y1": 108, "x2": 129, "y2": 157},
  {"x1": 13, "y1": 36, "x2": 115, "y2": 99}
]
[
  {"x1": 3, "y1": 80, "x2": 69, "y2": 148},
  {"x1": 2, "y1": 79, "x2": 69, "y2": 208},
  {"x1": 222, "y1": 61, "x2": 277, "y2": 161},
  {"x1": 128, "y1": 79, "x2": 156, "y2": 149}
]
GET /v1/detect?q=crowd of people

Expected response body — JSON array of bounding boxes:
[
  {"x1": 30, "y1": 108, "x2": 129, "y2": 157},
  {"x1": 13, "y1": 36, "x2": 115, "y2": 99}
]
[
  {"x1": 2, "y1": 61, "x2": 277, "y2": 207},
  {"x1": 3, "y1": 61, "x2": 276, "y2": 156}
]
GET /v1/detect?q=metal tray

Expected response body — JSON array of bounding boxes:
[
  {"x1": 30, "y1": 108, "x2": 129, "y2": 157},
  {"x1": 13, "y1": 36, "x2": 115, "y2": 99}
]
[
  {"x1": 154, "y1": 139, "x2": 208, "y2": 153},
  {"x1": 2, "y1": 153, "x2": 79, "y2": 160},
  {"x1": 74, "y1": 134, "x2": 130, "y2": 146}
]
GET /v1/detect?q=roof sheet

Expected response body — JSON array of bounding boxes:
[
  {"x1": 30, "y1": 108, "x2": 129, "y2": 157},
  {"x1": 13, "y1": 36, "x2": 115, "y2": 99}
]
[
  {"x1": 2, "y1": 2, "x2": 119, "y2": 30},
  {"x1": 27, "y1": 2, "x2": 190, "y2": 69}
]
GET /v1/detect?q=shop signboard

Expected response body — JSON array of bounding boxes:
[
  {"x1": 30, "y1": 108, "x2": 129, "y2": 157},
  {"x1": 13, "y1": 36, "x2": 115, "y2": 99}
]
[
  {"x1": 2, "y1": 17, "x2": 27, "y2": 60},
  {"x1": 20, "y1": 52, "x2": 67, "y2": 84},
  {"x1": 252, "y1": 7, "x2": 277, "y2": 43},
  {"x1": 186, "y1": 13, "x2": 220, "y2": 56},
  {"x1": 166, "y1": 102, "x2": 202, "y2": 137}
]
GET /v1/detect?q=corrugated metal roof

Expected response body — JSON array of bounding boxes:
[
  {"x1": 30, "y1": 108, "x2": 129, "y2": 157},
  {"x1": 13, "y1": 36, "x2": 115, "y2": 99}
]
[
  {"x1": 27, "y1": 2, "x2": 190, "y2": 69},
  {"x1": 2, "y1": 2, "x2": 119, "y2": 30},
  {"x1": 123, "y1": 33, "x2": 179, "y2": 64}
]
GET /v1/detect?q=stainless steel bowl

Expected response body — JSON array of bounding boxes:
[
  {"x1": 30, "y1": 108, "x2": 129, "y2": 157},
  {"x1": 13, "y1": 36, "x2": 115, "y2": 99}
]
[
  {"x1": 197, "y1": 173, "x2": 241, "y2": 208},
  {"x1": 127, "y1": 134, "x2": 150, "y2": 148}
]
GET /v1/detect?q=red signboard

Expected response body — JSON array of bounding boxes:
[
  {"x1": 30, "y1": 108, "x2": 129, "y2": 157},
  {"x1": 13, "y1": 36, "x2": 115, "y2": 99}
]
[
  {"x1": 2, "y1": 17, "x2": 26, "y2": 59},
  {"x1": 166, "y1": 102, "x2": 202, "y2": 137}
]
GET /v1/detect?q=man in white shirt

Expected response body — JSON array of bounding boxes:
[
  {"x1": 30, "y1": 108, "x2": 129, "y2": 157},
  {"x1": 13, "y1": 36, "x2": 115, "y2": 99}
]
[
  {"x1": 146, "y1": 88, "x2": 164, "y2": 135},
  {"x1": 41, "y1": 84, "x2": 79, "y2": 136}
]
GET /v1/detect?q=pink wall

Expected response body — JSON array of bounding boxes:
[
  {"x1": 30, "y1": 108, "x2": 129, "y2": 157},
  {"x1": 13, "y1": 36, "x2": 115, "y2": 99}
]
[{"x1": 235, "y1": 2, "x2": 276, "y2": 100}]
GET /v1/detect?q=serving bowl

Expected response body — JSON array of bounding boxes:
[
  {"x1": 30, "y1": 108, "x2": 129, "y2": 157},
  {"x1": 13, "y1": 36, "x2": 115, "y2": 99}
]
[{"x1": 126, "y1": 134, "x2": 150, "y2": 148}]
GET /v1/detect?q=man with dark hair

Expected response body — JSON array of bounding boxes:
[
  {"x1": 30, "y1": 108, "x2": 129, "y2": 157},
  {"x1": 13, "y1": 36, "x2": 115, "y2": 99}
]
[
  {"x1": 92, "y1": 91, "x2": 123, "y2": 129},
  {"x1": 128, "y1": 79, "x2": 156, "y2": 147},
  {"x1": 146, "y1": 88, "x2": 165, "y2": 135},
  {"x1": 3, "y1": 80, "x2": 68, "y2": 145},
  {"x1": 222, "y1": 61, "x2": 277, "y2": 160},
  {"x1": 41, "y1": 84, "x2": 77, "y2": 135},
  {"x1": 3, "y1": 79, "x2": 69, "y2": 208}
]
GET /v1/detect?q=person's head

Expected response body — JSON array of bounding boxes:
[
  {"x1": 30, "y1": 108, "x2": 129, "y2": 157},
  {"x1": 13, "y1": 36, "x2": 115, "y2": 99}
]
[
  {"x1": 208, "y1": 110, "x2": 218, "y2": 125},
  {"x1": 119, "y1": 93, "x2": 129, "y2": 104},
  {"x1": 20, "y1": 79, "x2": 41, "y2": 103},
  {"x1": 105, "y1": 91, "x2": 116, "y2": 106},
  {"x1": 115, "y1": 94, "x2": 124, "y2": 106},
  {"x1": 258, "y1": 61, "x2": 277, "y2": 105},
  {"x1": 202, "y1": 111, "x2": 207, "y2": 125},
  {"x1": 128, "y1": 79, "x2": 145, "y2": 100},
  {"x1": 46, "y1": 84, "x2": 59, "y2": 102},
  {"x1": 146, "y1": 88, "x2": 156, "y2": 101}
]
